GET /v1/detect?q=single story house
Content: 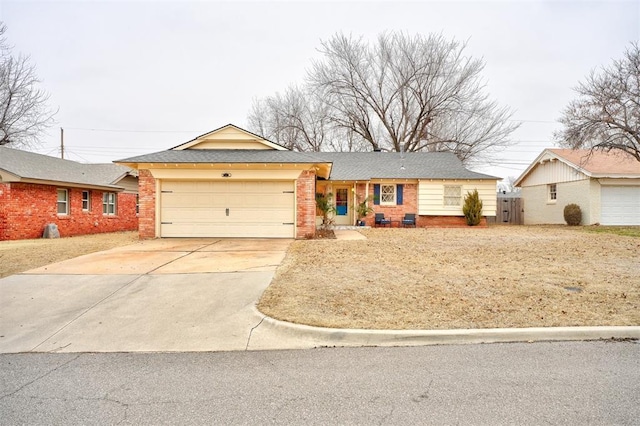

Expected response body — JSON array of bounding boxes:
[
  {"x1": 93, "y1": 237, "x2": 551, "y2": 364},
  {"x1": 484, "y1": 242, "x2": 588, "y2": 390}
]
[
  {"x1": 117, "y1": 124, "x2": 498, "y2": 239},
  {"x1": 0, "y1": 146, "x2": 139, "y2": 240},
  {"x1": 515, "y1": 148, "x2": 640, "y2": 225}
]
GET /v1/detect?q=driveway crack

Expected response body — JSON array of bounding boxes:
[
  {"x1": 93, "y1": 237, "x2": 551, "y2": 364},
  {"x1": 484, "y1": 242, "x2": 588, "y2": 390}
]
[
  {"x1": 245, "y1": 315, "x2": 266, "y2": 350},
  {"x1": 0, "y1": 354, "x2": 81, "y2": 400}
]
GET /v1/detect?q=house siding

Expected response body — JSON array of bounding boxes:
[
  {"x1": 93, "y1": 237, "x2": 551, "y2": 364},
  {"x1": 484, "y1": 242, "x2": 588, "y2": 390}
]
[
  {"x1": 0, "y1": 182, "x2": 138, "y2": 241},
  {"x1": 521, "y1": 179, "x2": 595, "y2": 225},
  {"x1": 417, "y1": 180, "x2": 497, "y2": 217}
]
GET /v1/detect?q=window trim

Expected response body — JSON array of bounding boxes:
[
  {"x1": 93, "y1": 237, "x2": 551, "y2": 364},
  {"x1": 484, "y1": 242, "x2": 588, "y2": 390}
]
[
  {"x1": 57, "y1": 189, "x2": 69, "y2": 215},
  {"x1": 443, "y1": 185, "x2": 462, "y2": 207},
  {"x1": 380, "y1": 184, "x2": 396, "y2": 206},
  {"x1": 103, "y1": 192, "x2": 117, "y2": 216},
  {"x1": 82, "y1": 190, "x2": 91, "y2": 211},
  {"x1": 548, "y1": 183, "x2": 557, "y2": 203}
]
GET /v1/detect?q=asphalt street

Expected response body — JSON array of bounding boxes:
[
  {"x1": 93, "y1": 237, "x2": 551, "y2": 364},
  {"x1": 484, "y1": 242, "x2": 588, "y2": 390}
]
[{"x1": 1, "y1": 340, "x2": 638, "y2": 425}]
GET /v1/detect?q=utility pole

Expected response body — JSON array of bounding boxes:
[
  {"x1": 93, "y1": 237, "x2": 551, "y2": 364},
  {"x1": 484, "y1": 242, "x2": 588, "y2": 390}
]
[{"x1": 60, "y1": 127, "x2": 64, "y2": 159}]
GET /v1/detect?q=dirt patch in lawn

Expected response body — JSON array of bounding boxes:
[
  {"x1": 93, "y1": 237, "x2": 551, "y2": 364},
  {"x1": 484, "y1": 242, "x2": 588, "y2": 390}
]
[
  {"x1": 0, "y1": 232, "x2": 139, "y2": 278},
  {"x1": 258, "y1": 226, "x2": 640, "y2": 329}
]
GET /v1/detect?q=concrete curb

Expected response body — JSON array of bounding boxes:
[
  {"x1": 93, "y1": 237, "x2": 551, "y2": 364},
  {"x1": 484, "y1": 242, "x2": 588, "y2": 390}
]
[{"x1": 252, "y1": 307, "x2": 640, "y2": 347}]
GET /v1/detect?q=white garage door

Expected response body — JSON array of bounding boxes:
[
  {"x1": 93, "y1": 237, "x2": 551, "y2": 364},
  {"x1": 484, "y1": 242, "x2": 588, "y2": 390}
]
[
  {"x1": 601, "y1": 186, "x2": 640, "y2": 225},
  {"x1": 160, "y1": 180, "x2": 295, "y2": 238}
]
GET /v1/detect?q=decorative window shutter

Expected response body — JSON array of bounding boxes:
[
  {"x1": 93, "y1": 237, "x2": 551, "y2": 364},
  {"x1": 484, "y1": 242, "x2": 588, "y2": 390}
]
[
  {"x1": 374, "y1": 184, "x2": 380, "y2": 205},
  {"x1": 397, "y1": 184, "x2": 404, "y2": 205}
]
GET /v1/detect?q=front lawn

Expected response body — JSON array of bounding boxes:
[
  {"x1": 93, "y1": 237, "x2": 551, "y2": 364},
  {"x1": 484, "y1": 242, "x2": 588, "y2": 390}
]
[{"x1": 258, "y1": 226, "x2": 639, "y2": 329}]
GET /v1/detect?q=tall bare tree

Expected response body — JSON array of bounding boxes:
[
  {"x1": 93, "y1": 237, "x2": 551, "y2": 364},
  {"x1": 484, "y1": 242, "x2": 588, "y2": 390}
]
[
  {"x1": 250, "y1": 31, "x2": 515, "y2": 166},
  {"x1": 556, "y1": 43, "x2": 640, "y2": 161},
  {"x1": 0, "y1": 22, "x2": 55, "y2": 149},
  {"x1": 309, "y1": 32, "x2": 519, "y2": 164}
]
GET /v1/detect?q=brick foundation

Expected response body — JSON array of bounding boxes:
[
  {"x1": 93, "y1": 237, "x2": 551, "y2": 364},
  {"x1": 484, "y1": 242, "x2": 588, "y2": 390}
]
[{"x1": 0, "y1": 182, "x2": 138, "y2": 241}]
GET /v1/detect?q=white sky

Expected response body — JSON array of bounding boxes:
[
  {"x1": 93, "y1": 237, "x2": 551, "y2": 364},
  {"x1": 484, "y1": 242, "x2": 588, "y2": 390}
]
[{"x1": 1, "y1": 0, "x2": 638, "y2": 181}]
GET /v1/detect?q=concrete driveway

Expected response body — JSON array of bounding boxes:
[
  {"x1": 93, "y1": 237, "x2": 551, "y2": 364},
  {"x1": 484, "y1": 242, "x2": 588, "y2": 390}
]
[{"x1": 0, "y1": 238, "x2": 292, "y2": 353}]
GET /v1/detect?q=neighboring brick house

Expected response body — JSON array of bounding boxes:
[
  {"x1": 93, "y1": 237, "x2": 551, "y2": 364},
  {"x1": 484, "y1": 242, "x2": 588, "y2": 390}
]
[
  {"x1": 117, "y1": 124, "x2": 498, "y2": 239},
  {"x1": 0, "y1": 146, "x2": 138, "y2": 240}
]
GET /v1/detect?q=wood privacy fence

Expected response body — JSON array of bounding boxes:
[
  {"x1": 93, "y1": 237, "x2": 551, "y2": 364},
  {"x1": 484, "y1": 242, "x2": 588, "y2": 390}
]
[{"x1": 497, "y1": 196, "x2": 523, "y2": 225}]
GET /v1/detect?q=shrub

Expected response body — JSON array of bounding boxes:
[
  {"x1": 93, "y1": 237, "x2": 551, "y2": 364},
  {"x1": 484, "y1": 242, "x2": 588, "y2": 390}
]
[
  {"x1": 463, "y1": 189, "x2": 483, "y2": 226},
  {"x1": 564, "y1": 203, "x2": 582, "y2": 226}
]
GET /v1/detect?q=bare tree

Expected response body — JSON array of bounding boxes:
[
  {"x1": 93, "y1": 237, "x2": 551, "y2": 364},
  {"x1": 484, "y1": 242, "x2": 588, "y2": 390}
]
[
  {"x1": 308, "y1": 32, "x2": 520, "y2": 164},
  {"x1": 498, "y1": 176, "x2": 520, "y2": 193},
  {"x1": 556, "y1": 43, "x2": 640, "y2": 161},
  {"x1": 248, "y1": 85, "x2": 333, "y2": 152},
  {"x1": 0, "y1": 22, "x2": 55, "y2": 149}
]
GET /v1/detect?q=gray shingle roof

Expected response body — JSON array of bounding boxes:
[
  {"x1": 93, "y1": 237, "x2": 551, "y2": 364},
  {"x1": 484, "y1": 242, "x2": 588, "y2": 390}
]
[
  {"x1": 0, "y1": 146, "x2": 134, "y2": 189},
  {"x1": 315, "y1": 152, "x2": 496, "y2": 180},
  {"x1": 117, "y1": 149, "x2": 497, "y2": 180},
  {"x1": 116, "y1": 149, "x2": 323, "y2": 164}
]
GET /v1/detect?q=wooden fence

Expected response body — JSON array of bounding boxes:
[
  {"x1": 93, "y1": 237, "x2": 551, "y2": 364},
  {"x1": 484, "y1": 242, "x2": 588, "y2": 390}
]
[{"x1": 497, "y1": 196, "x2": 523, "y2": 225}]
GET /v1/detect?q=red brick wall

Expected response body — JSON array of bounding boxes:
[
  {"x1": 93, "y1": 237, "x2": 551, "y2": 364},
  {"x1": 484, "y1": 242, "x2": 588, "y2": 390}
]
[
  {"x1": 418, "y1": 216, "x2": 487, "y2": 228},
  {"x1": 296, "y1": 170, "x2": 316, "y2": 239},
  {"x1": 355, "y1": 183, "x2": 419, "y2": 226},
  {"x1": 138, "y1": 169, "x2": 156, "y2": 239},
  {"x1": 0, "y1": 182, "x2": 138, "y2": 241}
]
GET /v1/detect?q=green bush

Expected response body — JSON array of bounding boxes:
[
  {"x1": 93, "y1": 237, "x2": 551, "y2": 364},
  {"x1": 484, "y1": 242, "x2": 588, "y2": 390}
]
[
  {"x1": 463, "y1": 189, "x2": 483, "y2": 226},
  {"x1": 564, "y1": 203, "x2": 582, "y2": 226}
]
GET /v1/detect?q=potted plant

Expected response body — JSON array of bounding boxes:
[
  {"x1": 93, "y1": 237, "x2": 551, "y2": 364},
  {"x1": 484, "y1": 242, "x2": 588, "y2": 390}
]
[{"x1": 355, "y1": 195, "x2": 374, "y2": 226}]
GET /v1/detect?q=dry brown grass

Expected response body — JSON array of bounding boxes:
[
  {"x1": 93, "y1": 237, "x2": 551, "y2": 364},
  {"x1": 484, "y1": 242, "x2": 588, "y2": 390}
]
[
  {"x1": 258, "y1": 226, "x2": 640, "y2": 329},
  {"x1": 0, "y1": 232, "x2": 139, "y2": 278}
]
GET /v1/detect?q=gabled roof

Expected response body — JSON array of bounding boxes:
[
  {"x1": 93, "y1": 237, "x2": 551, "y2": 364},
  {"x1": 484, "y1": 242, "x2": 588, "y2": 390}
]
[
  {"x1": 0, "y1": 146, "x2": 135, "y2": 190},
  {"x1": 171, "y1": 124, "x2": 288, "y2": 151},
  {"x1": 515, "y1": 148, "x2": 640, "y2": 186},
  {"x1": 550, "y1": 149, "x2": 640, "y2": 175}
]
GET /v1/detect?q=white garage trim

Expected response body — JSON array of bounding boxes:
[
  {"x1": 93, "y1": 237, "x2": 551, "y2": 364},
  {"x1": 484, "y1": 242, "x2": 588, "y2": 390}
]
[
  {"x1": 601, "y1": 186, "x2": 640, "y2": 225},
  {"x1": 159, "y1": 180, "x2": 295, "y2": 238}
]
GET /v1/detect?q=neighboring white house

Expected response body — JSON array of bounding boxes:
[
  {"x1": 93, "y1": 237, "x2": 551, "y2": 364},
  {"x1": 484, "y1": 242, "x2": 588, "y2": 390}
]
[{"x1": 515, "y1": 149, "x2": 640, "y2": 226}]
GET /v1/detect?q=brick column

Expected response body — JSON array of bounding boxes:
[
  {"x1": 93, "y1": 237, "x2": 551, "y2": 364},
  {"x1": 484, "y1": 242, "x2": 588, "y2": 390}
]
[
  {"x1": 138, "y1": 169, "x2": 156, "y2": 239},
  {"x1": 296, "y1": 170, "x2": 316, "y2": 239}
]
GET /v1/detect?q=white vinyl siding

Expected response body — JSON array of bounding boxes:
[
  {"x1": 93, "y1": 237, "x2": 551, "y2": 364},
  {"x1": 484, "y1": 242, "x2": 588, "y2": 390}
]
[
  {"x1": 418, "y1": 181, "x2": 497, "y2": 216},
  {"x1": 159, "y1": 180, "x2": 295, "y2": 238}
]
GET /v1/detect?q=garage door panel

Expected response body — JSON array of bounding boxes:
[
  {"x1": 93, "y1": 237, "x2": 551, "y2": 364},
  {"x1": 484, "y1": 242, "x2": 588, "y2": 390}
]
[
  {"x1": 160, "y1": 180, "x2": 295, "y2": 238},
  {"x1": 601, "y1": 186, "x2": 640, "y2": 225}
]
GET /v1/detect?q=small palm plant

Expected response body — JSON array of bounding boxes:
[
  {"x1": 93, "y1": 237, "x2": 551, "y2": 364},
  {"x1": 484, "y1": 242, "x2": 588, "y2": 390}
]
[
  {"x1": 315, "y1": 192, "x2": 336, "y2": 230},
  {"x1": 355, "y1": 194, "x2": 374, "y2": 225}
]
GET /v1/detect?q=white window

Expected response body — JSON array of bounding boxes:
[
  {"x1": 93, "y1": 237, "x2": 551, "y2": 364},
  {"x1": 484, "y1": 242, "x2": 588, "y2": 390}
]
[
  {"x1": 380, "y1": 184, "x2": 396, "y2": 205},
  {"x1": 548, "y1": 184, "x2": 557, "y2": 202},
  {"x1": 444, "y1": 186, "x2": 461, "y2": 206},
  {"x1": 82, "y1": 191, "x2": 91, "y2": 211},
  {"x1": 103, "y1": 192, "x2": 117, "y2": 215},
  {"x1": 57, "y1": 189, "x2": 69, "y2": 215}
]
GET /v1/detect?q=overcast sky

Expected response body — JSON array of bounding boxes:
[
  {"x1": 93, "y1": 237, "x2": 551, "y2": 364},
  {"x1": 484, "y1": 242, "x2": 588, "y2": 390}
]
[{"x1": 1, "y1": 0, "x2": 638, "y2": 180}]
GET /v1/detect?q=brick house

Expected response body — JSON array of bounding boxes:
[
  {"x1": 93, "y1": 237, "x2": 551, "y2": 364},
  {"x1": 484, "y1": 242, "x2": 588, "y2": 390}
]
[
  {"x1": 0, "y1": 146, "x2": 138, "y2": 240},
  {"x1": 117, "y1": 124, "x2": 498, "y2": 239}
]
